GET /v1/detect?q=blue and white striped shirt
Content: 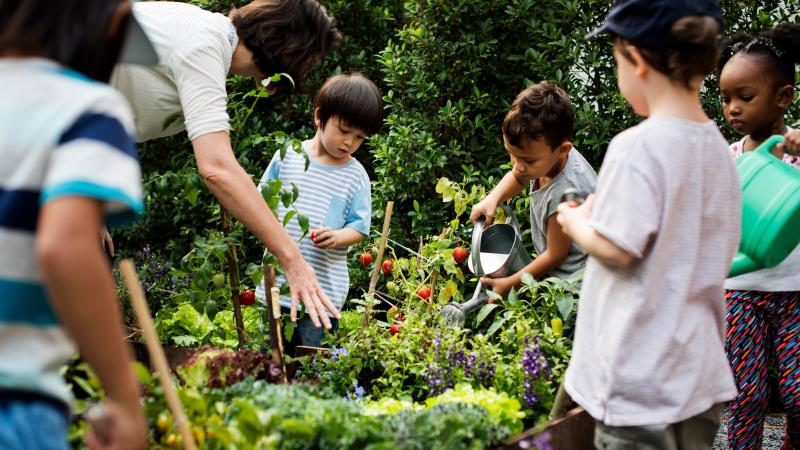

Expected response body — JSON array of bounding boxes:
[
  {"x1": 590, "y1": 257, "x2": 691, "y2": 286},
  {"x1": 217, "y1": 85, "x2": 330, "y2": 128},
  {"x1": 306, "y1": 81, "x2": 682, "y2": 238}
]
[
  {"x1": 255, "y1": 141, "x2": 371, "y2": 313},
  {"x1": 0, "y1": 58, "x2": 142, "y2": 405}
]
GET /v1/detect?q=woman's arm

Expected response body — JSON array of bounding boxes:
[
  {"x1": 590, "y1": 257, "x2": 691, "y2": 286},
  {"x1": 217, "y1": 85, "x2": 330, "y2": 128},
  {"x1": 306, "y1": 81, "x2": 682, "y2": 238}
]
[{"x1": 192, "y1": 131, "x2": 340, "y2": 327}]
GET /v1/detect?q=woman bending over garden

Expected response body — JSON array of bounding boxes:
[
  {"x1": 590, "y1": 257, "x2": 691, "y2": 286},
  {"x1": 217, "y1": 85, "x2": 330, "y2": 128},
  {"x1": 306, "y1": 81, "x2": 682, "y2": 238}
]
[{"x1": 111, "y1": 0, "x2": 342, "y2": 328}]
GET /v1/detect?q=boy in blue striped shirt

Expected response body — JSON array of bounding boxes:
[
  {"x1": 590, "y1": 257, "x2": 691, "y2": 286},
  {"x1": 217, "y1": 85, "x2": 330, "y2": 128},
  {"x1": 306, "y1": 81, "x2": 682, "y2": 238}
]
[
  {"x1": 257, "y1": 73, "x2": 383, "y2": 348},
  {"x1": 0, "y1": 1, "x2": 158, "y2": 448}
]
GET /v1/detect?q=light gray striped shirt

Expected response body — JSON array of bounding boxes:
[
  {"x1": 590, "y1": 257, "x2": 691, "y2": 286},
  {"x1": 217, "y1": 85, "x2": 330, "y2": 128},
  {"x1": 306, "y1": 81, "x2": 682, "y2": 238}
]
[
  {"x1": 255, "y1": 140, "x2": 371, "y2": 313},
  {"x1": 565, "y1": 117, "x2": 741, "y2": 426}
]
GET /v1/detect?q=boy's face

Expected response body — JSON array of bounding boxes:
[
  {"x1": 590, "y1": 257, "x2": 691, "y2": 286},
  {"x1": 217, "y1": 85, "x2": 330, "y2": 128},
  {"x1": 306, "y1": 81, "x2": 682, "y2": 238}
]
[
  {"x1": 613, "y1": 43, "x2": 648, "y2": 117},
  {"x1": 504, "y1": 135, "x2": 570, "y2": 183},
  {"x1": 315, "y1": 113, "x2": 367, "y2": 160}
]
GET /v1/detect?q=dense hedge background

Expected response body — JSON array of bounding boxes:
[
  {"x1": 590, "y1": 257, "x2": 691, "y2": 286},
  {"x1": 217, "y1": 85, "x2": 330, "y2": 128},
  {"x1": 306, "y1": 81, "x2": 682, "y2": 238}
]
[{"x1": 117, "y1": 0, "x2": 799, "y2": 294}]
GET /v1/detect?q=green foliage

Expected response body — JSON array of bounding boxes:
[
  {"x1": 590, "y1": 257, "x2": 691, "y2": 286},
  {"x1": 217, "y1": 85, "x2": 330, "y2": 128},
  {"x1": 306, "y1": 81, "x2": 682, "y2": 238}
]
[{"x1": 114, "y1": 0, "x2": 797, "y2": 315}]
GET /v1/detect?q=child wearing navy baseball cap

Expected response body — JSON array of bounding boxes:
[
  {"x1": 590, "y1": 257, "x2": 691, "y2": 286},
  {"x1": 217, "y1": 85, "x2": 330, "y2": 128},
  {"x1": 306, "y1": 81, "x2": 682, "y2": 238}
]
[{"x1": 557, "y1": 1, "x2": 741, "y2": 449}]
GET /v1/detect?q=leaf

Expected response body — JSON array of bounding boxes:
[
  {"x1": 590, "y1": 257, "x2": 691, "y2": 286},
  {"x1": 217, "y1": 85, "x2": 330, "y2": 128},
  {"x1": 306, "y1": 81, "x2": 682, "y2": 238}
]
[
  {"x1": 282, "y1": 210, "x2": 297, "y2": 226},
  {"x1": 556, "y1": 295, "x2": 576, "y2": 320},
  {"x1": 520, "y1": 272, "x2": 535, "y2": 287},
  {"x1": 486, "y1": 315, "x2": 509, "y2": 337},
  {"x1": 131, "y1": 361, "x2": 152, "y2": 386},
  {"x1": 475, "y1": 303, "x2": 499, "y2": 326},
  {"x1": 507, "y1": 287, "x2": 519, "y2": 306},
  {"x1": 297, "y1": 214, "x2": 309, "y2": 235}
]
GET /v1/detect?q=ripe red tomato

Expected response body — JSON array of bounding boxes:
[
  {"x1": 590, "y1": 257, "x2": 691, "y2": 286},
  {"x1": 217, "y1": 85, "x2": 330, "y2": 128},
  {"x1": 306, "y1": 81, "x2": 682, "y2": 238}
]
[
  {"x1": 417, "y1": 286, "x2": 431, "y2": 301},
  {"x1": 453, "y1": 246, "x2": 468, "y2": 264},
  {"x1": 381, "y1": 259, "x2": 393, "y2": 275},
  {"x1": 310, "y1": 231, "x2": 316, "y2": 241},
  {"x1": 238, "y1": 290, "x2": 256, "y2": 306},
  {"x1": 390, "y1": 323, "x2": 400, "y2": 336},
  {"x1": 359, "y1": 252, "x2": 373, "y2": 266}
]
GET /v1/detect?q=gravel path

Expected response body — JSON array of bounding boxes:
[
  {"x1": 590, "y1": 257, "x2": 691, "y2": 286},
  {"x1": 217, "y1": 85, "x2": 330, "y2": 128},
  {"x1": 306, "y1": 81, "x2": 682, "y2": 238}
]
[{"x1": 712, "y1": 409, "x2": 787, "y2": 449}]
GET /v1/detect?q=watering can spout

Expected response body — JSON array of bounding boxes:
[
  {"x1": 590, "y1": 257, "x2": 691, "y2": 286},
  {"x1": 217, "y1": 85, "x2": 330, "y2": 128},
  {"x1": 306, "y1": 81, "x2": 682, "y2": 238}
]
[{"x1": 728, "y1": 253, "x2": 761, "y2": 278}]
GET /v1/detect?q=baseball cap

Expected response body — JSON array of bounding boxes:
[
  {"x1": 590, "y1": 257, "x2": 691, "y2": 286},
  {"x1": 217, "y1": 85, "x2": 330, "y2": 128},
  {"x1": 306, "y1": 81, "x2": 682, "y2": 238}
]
[
  {"x1": 587, "y1": 0, "x2": 723, "y2": 49},
  {"x1": 118, "y1": 4, "x2": 158, "y2": 65}
]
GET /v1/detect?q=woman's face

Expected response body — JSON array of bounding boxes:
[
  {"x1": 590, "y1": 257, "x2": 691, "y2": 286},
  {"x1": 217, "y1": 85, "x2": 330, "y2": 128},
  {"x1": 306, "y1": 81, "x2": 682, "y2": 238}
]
[{"x1": 719, "y1": 53, "x2": 784, "y2": 137}]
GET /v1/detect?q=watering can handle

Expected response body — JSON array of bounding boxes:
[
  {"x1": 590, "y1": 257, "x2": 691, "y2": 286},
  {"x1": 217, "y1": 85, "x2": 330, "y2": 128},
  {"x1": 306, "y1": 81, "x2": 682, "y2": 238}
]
[
  {"x1": 756, "y1": 134, "x2": 785, "y2": 156},
  {"x1": 471, "y1": 216, "x2": 485, "y2": 278},
  {"x1": 497, "y1": 204, "x2": 523, "y2": 238}
]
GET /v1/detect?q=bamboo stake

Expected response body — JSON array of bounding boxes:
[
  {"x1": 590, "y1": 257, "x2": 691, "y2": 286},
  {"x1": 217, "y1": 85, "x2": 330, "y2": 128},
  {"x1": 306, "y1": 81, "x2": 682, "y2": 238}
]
[
  {"x1": 262, "y1": 265, "x2": 287, "y2": 382},
  {"x1": 222, "y1": 208, "x2": 246, "y2": 348},
  {"x1": 120, "y1": 260, "x2": 197, "y2": 450},
  {"x1": 362, "y1": 201, "x2": 394, "y2": 327}
]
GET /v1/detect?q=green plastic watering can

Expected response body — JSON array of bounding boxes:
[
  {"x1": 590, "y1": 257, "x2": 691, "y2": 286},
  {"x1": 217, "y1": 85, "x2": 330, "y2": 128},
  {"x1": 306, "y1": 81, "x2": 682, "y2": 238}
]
[{"x1": 729, "y1": 134, "x2": 800, "y2": 277}]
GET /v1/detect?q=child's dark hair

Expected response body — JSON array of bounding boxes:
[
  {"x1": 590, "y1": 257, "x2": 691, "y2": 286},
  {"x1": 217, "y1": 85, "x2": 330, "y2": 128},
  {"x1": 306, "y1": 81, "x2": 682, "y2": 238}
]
[
  {"x1": 717, "y1": 22, "x2": 800, "y2": 88},
  {"x1": 313, "y1": 73, "x2": 383, "y2": 136},
  {"x1": 232, "y1": 0, "x2": 341, "y2": 92},
  {"x1": 0, "y1": 0, "x2": 128, "y2": 81},
  {"x1": 613, "y1": 16, "x2": 721, "y2": 89},
  {"x1": 502, "y1": 81, "x2": 574, "y2": 150}
]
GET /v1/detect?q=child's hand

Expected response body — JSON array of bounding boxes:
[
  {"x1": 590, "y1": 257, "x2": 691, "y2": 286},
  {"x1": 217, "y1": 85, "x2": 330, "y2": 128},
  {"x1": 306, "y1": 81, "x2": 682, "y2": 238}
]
[
  {"x1": 470, "y1": 198, "x2": 498, "y2": 226},
  {"x1": 556, "y1": 194, "x2": 595, "y2": 239},
  {"x1": 311, "y1": 227, "x2": 337, "y2": 249},
  {"x1": 480, "y1": 275, "x2": 516, "y2": 298},
  {"x1": 778, "y1": 130, "x2": 800, "y2": 156}
]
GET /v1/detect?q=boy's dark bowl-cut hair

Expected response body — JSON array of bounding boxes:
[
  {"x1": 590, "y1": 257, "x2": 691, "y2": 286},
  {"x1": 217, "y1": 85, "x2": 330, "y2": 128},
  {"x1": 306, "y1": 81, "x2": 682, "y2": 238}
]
[
  {"x1": 613, "y1": 16, "x2": 721, "y2": 89},
  {"x1": 503, "y1": 81, "x2": 574, "y2": 150},
  {"x1": 314, "y1": 73, "x2": 384, "y2": 136},
  {"x1": 0, "y1": 0, "x2": 129, "y2": 81},
  {"x1": 232, "y1": 0, "x2": 341, "y2": 92}
]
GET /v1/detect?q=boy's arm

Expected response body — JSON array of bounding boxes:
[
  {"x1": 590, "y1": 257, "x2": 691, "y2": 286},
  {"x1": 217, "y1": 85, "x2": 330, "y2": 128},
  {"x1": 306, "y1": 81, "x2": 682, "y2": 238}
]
[
  {"x1": 556, "y1": 196, "x2": 634, "y2": 267},
  {"x1": 311, "y1": 226, "x2": 365, "y2": 249},
  {"x1": 470, "y1": 171, "x2": 527, "y2": 225},
  {"x1": 480, "y1": 213, "x2": 573, "y2": 296},
  {"x1": 36, "y1": 197, "x2": 146, "y2": 449}
]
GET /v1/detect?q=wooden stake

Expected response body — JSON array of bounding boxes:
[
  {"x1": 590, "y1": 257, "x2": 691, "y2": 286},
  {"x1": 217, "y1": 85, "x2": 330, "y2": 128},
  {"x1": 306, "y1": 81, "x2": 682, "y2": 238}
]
[
  {"x1": 120, "y1": 260, "x2": 197, "y2": 450},
  {"x1": 262, "y1": 265, "x2": 287, "y2": 382},
  {"x1": 363, "y1": 201, "x2": 393, "y2": 327},
  {"x1": 222, "y1": 208, "x2": 246, "y2": 348}
]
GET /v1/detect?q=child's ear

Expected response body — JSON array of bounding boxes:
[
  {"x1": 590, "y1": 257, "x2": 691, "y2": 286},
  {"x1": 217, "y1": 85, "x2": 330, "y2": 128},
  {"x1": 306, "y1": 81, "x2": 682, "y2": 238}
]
[
  {"x1": 777, "y1": 84, "x2": 794, "y2": 109},
  {"x1": 627, "y1": 45, "x2": 649, "y2": 79},
  {"x1": 313, "y1": 108, "x2": 322, "y2": 129},
  {"x1": 556, "y1": 141, "x2": 572, "y2": 156}
]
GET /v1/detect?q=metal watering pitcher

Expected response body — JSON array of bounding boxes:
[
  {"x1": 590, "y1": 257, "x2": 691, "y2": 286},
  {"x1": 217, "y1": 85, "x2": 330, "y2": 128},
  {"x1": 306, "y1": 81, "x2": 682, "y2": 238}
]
[
  {"x1": 729, "y1": 134, "x2": 800, "y2": 277},
  {"x1": 467, "y1": 204, "x2": 533, "y2": 278},
  {"x1": 440, "y1": 205, "x2": 532, "y2": 328}
]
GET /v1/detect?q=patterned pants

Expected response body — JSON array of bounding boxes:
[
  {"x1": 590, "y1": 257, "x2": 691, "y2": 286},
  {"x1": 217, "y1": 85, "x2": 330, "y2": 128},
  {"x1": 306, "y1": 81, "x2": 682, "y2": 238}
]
[{"x1": 726, "y1": 290, "x2": 800, "y2": 450}]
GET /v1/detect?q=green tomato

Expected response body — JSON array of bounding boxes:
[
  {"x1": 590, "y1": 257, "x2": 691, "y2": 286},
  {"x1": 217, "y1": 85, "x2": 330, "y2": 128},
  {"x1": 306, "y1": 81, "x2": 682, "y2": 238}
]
[
  {"x1": 212, "y1": 273, "x2": 226, "y2": 288},
  {"x1": 386, "y1": 281, "x2": 398, "y2": 294}
]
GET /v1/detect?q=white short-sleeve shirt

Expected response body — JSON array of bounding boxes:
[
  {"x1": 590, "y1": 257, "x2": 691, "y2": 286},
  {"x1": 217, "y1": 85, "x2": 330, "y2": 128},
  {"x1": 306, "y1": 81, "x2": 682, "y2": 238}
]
[
  {"x1": 111, "y1": 2, "x2": 237, "y2": 142},
  {"x1": 564, "y1": 117, "x2": 741, "y2": 427}
]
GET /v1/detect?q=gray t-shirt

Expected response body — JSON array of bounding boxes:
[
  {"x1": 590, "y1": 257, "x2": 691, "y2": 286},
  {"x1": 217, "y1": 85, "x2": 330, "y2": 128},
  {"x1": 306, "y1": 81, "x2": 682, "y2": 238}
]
[
  {"x1": 529, "y1": 147, "x2": 597, "y2": 278},
  {"x1": 564, "y1": 117, "x2": 741, "y2": 427}
]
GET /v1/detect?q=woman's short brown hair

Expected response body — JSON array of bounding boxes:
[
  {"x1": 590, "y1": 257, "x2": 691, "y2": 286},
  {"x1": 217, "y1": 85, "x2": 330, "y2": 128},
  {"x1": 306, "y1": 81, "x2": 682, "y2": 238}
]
[
  {"x1": 314, "y1": 73, "x2": 383, "y2": 136},
  {"x1": 231, "y1": 0, "x2": 341, "y2": 91},
  {"x1": 613, "y1": 16, "x2": 721, "y2": 89},
  {"x1": 502, "y1": 81, "x2": 574, "y2": 150}
]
